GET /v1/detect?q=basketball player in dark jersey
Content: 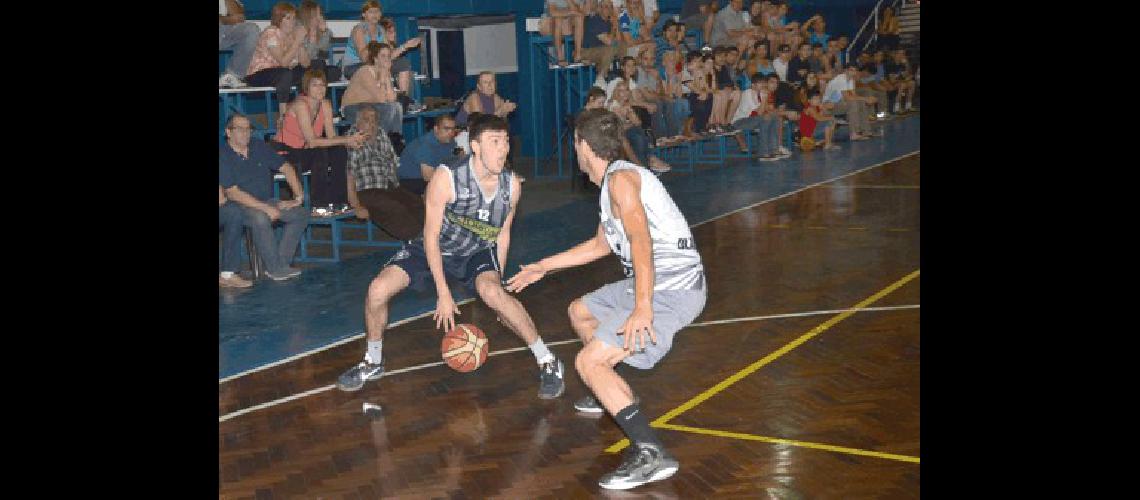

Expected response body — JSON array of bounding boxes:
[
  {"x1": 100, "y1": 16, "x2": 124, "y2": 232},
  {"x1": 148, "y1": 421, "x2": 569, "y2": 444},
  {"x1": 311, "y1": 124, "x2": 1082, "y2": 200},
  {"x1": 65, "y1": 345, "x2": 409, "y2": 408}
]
[
  {"x1": 336, "y1": 114, "x2": 566, "y2": 400},
  {"x1": 508, "y1": 109, "x2": 706, "y2": 490}
]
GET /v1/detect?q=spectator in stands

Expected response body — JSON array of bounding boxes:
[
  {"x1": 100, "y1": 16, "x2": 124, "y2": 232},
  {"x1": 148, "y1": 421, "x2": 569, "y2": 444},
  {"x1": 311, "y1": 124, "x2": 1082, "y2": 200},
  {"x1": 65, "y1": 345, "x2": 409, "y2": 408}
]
[
  {"x1": 219, "y1": 186, "x2": 253, "y2": 288},
  {"x1": 541, "y1": 0, "x2": 586, "y2": 66},
  {"x1": 766, "y1": 73, "x2": 800, "y2": 157},
  {"x1": 773, "y1": 43, "x2": 791, "y2": 81},
  {"x1": 640, "y1": 0, "x2": 662, "y2": 37},
  {"x1": 711, "y1": 0, "x2": 758, "y2": 52},
  {"x1": 244, "y1": 2, "x2": 307, "y2": 125},
  {"x1": 856, "y1": 52, "x2": 892, "y2": 116},
  {"x1": 683, "y1": 51, "x2": 714, "y2": 135},
  {"x1": 877, "y1": 6, "x2": 901, "y2": 51},
  {"x1": 608, "y1": 81, "x2": 671, "y2": 172},
  {"x1": 579, "y1": 0, "x2": 619, "y2": 86},
  {"x1": 787, "y1": 42, "x2": 812, "y2": 87},
  {"x1": 297, "y1": 1, "x2": 341, "y2": 83},
  {"x1": 681, "y1": 0, "x2": 718, "y2": 47},
  {"x1": 886, "y1": 48, "x2": 916, "y2": 112},
  {"x1": 729, "y1": 73, "x2": 782, "y2": 160},
  {"x1": 636, "y1": 47, "x2": 689, "y2": 144},
  {"x1": 342, "y1": 1, "x2": 421, "y2": 81},
  {"x1": 801, "y1": 14, "x2": 830, "y2": 49},
  {"x1": 346, "y1": 106, "x2": 426, "y2": 240},
  {"x1": 456, "y1": 72, "x2": 519, "y2": 127},
  {"x1": 825, "y1": 38, "x2": 844, "y2": 73},
  {"x1": 220, "y1": 114, "x2": 309, "y2": 281},
  {"x1": 276, "y1": 69, "x2": 367, "y2": 207},
  {"x1": 799, "y1": 90, "x2": 838, "y2": 149},
  {"x1": 708, "y1": 47, "x2": 741, "y2": 132},
  {"x1": 399, "y1": 115, "x2": 462, "y2": 196},
  {"x1": 342, "y1": 42, "x2": 404, "y2": 138},
  {"x1": 764, "y1": 2, "x2": 801, "y2": 53},
  {"x1": 378, "y1": 17, "x2": 421, "y2": 99},
  {"x1": 618, "y1": 0, "x2": 656, "y2": 58},
  {"x1": 823, "y1": 65, "x2": 875, "y2": 140},
  {"x1": 797, "y1": 71, "x2": 823, "y2": 109},
  {"x1": 219, "y1": 0, "x2": 259, "y2": 88},
  {"x1": 836, "y1": 35, "x2": 850, "y2": 67},
  {"x1": 745, "y1": 40, "x2": 775, "y2": 76}
]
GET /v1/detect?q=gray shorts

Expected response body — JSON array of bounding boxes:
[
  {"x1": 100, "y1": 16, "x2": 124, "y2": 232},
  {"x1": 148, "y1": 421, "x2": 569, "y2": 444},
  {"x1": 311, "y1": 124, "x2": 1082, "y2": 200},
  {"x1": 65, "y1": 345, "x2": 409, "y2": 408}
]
[{"x1": 584, "y1": 277, "x2": 707, "y2": 370}]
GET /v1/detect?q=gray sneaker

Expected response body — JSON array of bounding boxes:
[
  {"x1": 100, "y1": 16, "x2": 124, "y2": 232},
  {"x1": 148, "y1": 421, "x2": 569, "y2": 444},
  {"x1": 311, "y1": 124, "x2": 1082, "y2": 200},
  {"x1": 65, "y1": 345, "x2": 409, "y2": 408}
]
[
  {"x1": 336, "y1": 360, "x2": 385, "y2": 391},
  {"x1": 537, "y1": 359, "x2": 565, "y2": 399},
  {"x1": 574, "y1": 395, "x2": 605, "y2": 413},
  {"x1": 266, "y1": 267, "x2": 302, "y2": 281},
  {"x1": 598, "y1": 442, "x2": 679, "y2": 490}
]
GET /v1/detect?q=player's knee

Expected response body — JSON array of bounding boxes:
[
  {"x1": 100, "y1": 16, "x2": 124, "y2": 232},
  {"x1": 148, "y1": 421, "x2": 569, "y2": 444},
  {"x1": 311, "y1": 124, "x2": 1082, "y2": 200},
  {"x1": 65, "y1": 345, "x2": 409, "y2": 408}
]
[
  {"x1": 568, "y1": 299, "x2": 589, "y2": 323},
  {"x1": 476, "y1": 277, "x2": 505, "y2": 306}
]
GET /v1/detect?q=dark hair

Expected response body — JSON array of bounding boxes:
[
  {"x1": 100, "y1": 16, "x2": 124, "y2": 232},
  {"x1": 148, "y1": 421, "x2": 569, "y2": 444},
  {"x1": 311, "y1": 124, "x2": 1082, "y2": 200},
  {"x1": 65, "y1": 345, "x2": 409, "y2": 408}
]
[
  {"x1": 365, "y1": 41, "x2": 394, "y2": 65},
  {"x1": 778, "y1": 44, "x2": 791, "y2": 52},
  {"x1": 750, "y1": 73, "x2": 768, "y2": 85},
  {"x1": 430, "y1": 114, "x2": 456, "y2": 129},
  {"x1": 806, "y1": 89, "x2": 821, "y2": 100},
  {"x1": 225, "y1": 113, "x2": 249, "y2": 129},
  {"x1": 574, "y1": 108, "x2": 626, "y2": 163},
  {"x1": 812, "y1": 42, "x2": 823, "y2": 49},
  {"x1": 727, "y1": 46, "x2": 740, "y2": 54},
  {"x1": 753, "y1": 39, "x2": 770, "y2": 51},
  {"x1": 621, "y1": 56, "x2": 637, "y2": 67},
  {"x1": 766, "y1": 73, "x2": 781, "y2": 82},
  {"x1": 587, "y1": 87, "x2": 607, "y2": 101},
  {"x1": 686, "y1": 51, "x2": 703, "y2": 63},
  {"x1": 468, "y1": 113, "x2": 509, "y2": 142}
]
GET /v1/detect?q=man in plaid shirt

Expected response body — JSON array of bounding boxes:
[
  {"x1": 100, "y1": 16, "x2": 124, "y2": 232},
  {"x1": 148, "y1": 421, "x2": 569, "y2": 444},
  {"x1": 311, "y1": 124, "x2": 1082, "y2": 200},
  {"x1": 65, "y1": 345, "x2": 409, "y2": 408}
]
[{"x1": 347, "y1": 106, "x2": 425, "y2": 241}]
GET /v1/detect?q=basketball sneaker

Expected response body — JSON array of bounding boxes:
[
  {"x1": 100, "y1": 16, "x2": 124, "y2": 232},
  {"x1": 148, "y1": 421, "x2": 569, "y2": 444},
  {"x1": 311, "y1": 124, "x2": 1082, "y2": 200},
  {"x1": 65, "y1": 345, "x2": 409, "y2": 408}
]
[
  {"x1": 573, "y1": 395, "x2": 605, "y2": 413},
  {"x1": 598, "y1": 442, "x2": 680, "y2": 490},
  {"x1": 537, "y1": 359, "x2": 565, "y2": 399},
  {"x1": 336, "y1": 360, "x2": 385, "y2": 391}
]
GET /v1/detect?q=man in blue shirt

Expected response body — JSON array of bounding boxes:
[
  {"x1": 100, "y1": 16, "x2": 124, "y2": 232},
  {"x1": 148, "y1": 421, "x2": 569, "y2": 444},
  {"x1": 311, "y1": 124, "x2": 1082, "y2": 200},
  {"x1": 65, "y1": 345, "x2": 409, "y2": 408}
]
[
  {"x1": 397, "y1": 114, "x2": 462, "y2": 196},
  {"x1": 219, "y1": 114, "x2": 310, "y2": 281}
]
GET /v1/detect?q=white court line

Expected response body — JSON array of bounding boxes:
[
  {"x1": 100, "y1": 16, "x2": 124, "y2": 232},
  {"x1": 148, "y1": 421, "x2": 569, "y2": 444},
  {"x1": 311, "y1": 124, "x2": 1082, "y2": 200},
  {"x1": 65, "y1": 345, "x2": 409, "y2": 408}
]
[
  {"x1": 219, "y1": 303, "x2": 920, "y2": 422},
  {"x1": 220, "y1": 150, "x2": 920, "y2": 386}
]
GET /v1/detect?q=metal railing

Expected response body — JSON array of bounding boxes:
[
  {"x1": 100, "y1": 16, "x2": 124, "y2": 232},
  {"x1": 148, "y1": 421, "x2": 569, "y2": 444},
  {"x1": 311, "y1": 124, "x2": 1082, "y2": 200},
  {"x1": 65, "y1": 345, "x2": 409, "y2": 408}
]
[{"x1": 846, "y1": 0, "x2": 906, "y2": 63}]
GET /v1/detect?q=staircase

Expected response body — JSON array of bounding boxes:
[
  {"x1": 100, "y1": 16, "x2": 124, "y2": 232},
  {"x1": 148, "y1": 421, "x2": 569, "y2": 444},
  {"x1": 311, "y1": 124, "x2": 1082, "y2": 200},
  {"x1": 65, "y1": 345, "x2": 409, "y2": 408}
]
[{"x1": 897, "y1": 2, "x2": 920, "y2": 69}]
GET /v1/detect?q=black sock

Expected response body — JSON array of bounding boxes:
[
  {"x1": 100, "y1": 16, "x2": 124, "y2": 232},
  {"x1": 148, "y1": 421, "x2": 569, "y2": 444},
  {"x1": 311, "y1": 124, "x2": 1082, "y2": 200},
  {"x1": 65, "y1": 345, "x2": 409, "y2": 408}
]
[{"x1": 614, "y1": 403, "x2": 662, "y2": 449}]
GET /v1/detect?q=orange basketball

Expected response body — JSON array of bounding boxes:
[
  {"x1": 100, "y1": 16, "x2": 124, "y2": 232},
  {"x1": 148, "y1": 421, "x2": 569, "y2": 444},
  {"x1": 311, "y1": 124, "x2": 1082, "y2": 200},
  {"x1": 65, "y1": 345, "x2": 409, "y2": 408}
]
[{"x1": 441, "y1": 324, "x2": 489, "y2": 372}]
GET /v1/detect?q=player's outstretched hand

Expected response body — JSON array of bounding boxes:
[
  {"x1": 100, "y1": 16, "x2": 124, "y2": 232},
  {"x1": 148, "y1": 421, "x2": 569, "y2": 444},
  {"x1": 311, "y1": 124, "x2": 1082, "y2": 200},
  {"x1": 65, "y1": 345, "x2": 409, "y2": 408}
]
[
  {"x1": 505, "y1": 263, "x2": 546, "y2": 293},
  {"x1": 619, "y1": 307, "x2": 657, "y2": 352},
  {"x1": 434, "y1": 294, "x2": 461, "y2": 332}
]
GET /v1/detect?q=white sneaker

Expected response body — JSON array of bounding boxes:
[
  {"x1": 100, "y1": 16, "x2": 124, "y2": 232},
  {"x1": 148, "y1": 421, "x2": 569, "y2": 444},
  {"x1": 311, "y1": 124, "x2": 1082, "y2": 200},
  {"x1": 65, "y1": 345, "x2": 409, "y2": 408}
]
[
  {"x1": 219, "y1": 73, "x2": 246, "y2": 88},
  {"x1": 778, "y1": 146, "x2": 791, "y2": 156}
]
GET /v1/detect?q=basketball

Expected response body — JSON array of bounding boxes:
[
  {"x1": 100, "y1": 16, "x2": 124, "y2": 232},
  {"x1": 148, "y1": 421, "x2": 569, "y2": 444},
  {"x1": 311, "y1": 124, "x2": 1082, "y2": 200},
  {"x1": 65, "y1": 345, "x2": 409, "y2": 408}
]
[
  {"x1": 441, "y1": 324, "x2": 490, "y2": 372},
  {"x1": 800, "y1": 137, "x2": 817, "y2": 151}
]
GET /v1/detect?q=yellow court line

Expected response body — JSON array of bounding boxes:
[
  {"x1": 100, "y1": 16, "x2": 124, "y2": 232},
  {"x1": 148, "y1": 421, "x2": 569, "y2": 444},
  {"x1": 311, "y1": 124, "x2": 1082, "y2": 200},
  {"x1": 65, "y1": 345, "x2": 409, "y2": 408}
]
[
  {"x1": 605, "y1": 269, "x2": 920, "y2": 453},
  {"x1": 657, "y1": 423, "x2": 920, "y2": 464}
]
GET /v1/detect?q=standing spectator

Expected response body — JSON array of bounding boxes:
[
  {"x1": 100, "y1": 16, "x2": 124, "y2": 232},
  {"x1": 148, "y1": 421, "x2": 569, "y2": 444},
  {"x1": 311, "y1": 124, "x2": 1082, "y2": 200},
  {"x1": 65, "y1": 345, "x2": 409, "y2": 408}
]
[
  {"x1": 244, "y1": 2, "x2": 307, "y2": 125},
  {"x1": 823, "y1": 65, "x2": 875, "y2": 140},
  {"x1": 681, "y1": 0, "x2": 718, "y2": 47},
  {"x1": 773, "y1": 43, "x2": 792, "y2": 81},
  {"x1": 219, "y1": 0, "x2": 259, "y2": 88},
  {"x1": 579, "y1": 0, "x2": 620, "y2": 86},
  {"x1": 342, "y1": 42, "x2": 404, "y2": 136},
  {"x1": 275, "y1": 69, "x2": 367, "y2": 208},
  {"x1": 219, "y1": 186, "x2": 252, "y2": 288},
  {"x1": 541, "y1": 0, "x2": 586, "y2": 66},
  {"x1": 877, "y1": 7, "x2": 901, "y2": 51},
  {"x1": 220, "y1": 114, "x2": 310, "y2": 281},
  {"x1": 346, "y1": 107, "x2": 426, "y2": 241},
  {"x1": 456, "y1": 72, "x2": 519, "y2": 127},
  {"x1": 297, "y1": 1, "x2": 341, "y2": 83},
  {"x1": 729, "y1": 73, "x2": 781, "y2": 160},
  {"x1": 398, "y1": 115, "x2": 462, "y2": 196}
]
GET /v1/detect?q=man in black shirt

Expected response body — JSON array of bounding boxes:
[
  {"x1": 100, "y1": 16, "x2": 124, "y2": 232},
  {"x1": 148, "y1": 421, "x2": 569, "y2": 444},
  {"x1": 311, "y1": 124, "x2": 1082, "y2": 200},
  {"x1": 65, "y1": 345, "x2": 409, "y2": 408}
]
[
  {"x1": 766, "y1": 73, "x2": 799, "y2": 157},
  {"x1": 786, "y1": 42, "x2": 812, "y2": 87},
  {"x1": 579, "y1": 0, "x2": 619, "y2": 83}
]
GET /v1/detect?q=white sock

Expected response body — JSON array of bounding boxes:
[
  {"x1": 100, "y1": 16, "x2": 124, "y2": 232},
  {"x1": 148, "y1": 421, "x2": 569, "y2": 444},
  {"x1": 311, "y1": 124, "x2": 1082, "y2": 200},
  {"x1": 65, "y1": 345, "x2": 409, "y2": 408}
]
[
  {"x1": 528, "y1": 339, "x2": 555, "y2": 366},
  {"x1": 366, "y1": 339, "x2": 383, "y2": 364},
  {"x1": 220, "y1": 271, "x2": 234, "y2": 279}
]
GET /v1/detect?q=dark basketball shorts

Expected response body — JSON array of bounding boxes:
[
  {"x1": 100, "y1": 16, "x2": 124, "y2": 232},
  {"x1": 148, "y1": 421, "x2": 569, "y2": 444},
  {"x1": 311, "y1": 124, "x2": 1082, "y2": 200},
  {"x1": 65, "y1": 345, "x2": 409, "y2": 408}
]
[
  {"x1": 385, "y1": 239, "x2": 500, "y2": 293},
  {"x1": 584, "y1": 276, "x2": 707, "y2": 370}
]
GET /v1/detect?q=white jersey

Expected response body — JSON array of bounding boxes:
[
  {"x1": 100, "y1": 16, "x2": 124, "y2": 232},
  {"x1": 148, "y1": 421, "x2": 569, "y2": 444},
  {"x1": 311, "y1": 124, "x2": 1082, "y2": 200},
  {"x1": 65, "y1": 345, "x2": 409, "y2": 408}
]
[{"x1": 599, "y1": 160, "x2": 704, "y2": 291}]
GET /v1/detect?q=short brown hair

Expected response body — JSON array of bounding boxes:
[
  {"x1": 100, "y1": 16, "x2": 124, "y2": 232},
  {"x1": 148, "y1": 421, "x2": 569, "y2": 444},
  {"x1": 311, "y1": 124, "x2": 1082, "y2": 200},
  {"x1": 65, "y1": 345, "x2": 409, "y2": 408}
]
[
  {"x1": 365, "y1": 41, "x2": 393, "y2": 65},
  {"x1": 270, "y1": 2, "x2": 297, "y2": 28},
  {"x1": 574, "y1": 109, "x2": 625, "y2": 163},
  {"x1": 301, "y1": 68, "x2": 326, "y2": 95},
  {"x1": 361, "y1": 0, "x2": 382, "y2": 15},
  {"x1": 468, "y1": 113, "x2": 510, "y2": 142}
]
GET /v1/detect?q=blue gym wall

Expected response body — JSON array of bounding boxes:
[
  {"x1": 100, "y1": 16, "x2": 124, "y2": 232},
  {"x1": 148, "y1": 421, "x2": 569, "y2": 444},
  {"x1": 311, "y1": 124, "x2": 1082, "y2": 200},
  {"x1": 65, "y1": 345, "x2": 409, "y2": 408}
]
[{"x1": 227, "y1": 1, "x2": 880, "y2": 159}]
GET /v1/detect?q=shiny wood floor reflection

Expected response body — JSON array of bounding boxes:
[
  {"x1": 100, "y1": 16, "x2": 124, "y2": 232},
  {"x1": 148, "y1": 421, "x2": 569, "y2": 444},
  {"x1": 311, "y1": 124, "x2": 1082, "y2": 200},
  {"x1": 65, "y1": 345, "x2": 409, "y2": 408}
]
[{"x1": 220, "y1": 155, "x2": 920, "y2": 499}]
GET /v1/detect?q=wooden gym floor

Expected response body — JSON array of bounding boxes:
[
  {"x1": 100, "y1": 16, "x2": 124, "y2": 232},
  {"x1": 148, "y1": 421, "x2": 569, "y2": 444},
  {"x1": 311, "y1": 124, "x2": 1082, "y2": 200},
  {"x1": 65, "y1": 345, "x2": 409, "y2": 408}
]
[{"x1": 220, "y1": 153, "x2": 920, "y2": 498}]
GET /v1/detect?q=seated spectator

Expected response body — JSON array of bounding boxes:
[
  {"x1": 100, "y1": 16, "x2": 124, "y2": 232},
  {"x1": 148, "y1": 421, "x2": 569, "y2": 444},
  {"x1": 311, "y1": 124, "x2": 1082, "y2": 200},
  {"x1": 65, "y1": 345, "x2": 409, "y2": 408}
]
[
  {"x1": 772, "y1": 43, "x2": 792, "y2": 81},
  {"x1": 298, "y1": 1, "x2": 341, "y2": 83},
  {"x1": 711, "y1": 0, "x2": 759, "y2": 53},
  {"x1": 683, "y1": 51, "x2": 714, "y2": 136},
  {"x1": 729, "y1": 73, "x2": 781, "y2": 160},
  {"x1": 799, "y1": 90, "x2": 839, "y2": 149},
  {"x1": 243, "y1": 2, "x2": 307, "y2": 124},
  {"x1": 823, "y1": 65, "x2": 876, "y2": 140},
  {"x1": 220, "y1": 114, "x2": 310, "y2": 281},
  {"x1": 275, "y1": 69, "x2": 367, "y2": 207},
  {"x1": 579, "y1": 0, "x2": 620, "y2": 86},
  {"x1": 765, "y1": 2, "x2": 802, "y2": 52},
  {"x1": 744, "y1": 40, "x2": 774, "y2": 76},
  {"x1": 346, "y1": 107, "x2": 426, "y2": 241},
  {"x1": 856, "y1": 52, "x2": 892, "y2": 116},
  {"x1": 637, "y1": 47, "x2": 690, "y2": 143},
  {"x1": 540, "y1": 0, "x2": 586, "y2": 66},
  {"x1": 456, "y1": 72, "x2": 519, "y2": 127},
  {"x1": 219, "y1": 0, "x2": 259, "y2": 88},
  {"x1": 800, "y1": 14, "x2": 830, "y2": 49},
  {"x1": 836, "y1": 35, "x2": 850, "y2": 67},
  {"x1": 379, "y1": 16, "x2": 421, "y2": 99},
  {"x1": 681, "y1": 0, "x2": 718, "y2": 46},
  {"x1": 219, "y1": 185, "x2": 252, "y2": 288},
  {"x1": 766, "y1": 72, "x2": 801, "y2": 156},
  {"x1": 608, "y1": 80, "x2": 670, "y2": 172},
  {"x1": 342, "y1": 42, "x2": 404, "y2": 137},
  {"x1": 825, "y1": 38, "x2": 844, "y2": 73},
  {"x1": 808, "y1": 42, "x2": 829, "y2": 79},
  {"x1": 398, "y1": 114, "x2": 463, "y2": 196},
  {"x1": 618, "y1": 0, "x2": 656, "y2": 58},
  {"x1": 708, "y1": 47, "x2": 741, "y2": 132},
  {"x1": 886, "y1": 48, "x2": 916, "y2": 112},
  {"x1": 657, "y1": 20, "x2": 693, "y2": 80},
  {"x1": 787, "y1": 42, "x2": 813, "y2": 87},
  {"x1": 797, "y1": 71, "x2": 823, "y2": 110},
  {"x1": 342, "y1": 1, "x2": 420, "y2": 82},
  {"x1": 877, "y1": 7, "x2": 901, "y2": 51}
]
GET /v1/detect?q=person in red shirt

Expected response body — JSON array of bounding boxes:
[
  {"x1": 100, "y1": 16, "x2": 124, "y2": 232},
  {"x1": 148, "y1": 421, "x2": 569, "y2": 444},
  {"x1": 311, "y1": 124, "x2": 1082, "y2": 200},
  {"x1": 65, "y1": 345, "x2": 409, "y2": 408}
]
[{"x1": 799, "y1": 90, "x2": 839, "y2": 150}]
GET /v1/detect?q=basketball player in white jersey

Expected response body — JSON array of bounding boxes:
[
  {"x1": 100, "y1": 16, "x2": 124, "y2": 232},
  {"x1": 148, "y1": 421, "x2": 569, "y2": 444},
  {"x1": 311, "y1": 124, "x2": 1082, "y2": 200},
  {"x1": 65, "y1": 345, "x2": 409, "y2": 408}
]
[
  {"x1": 336, "y1": 114, "x2": 566, "y2": 400},
  {"x1": 507, "y1": 108, "x2": 706, "y2": 490}
]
